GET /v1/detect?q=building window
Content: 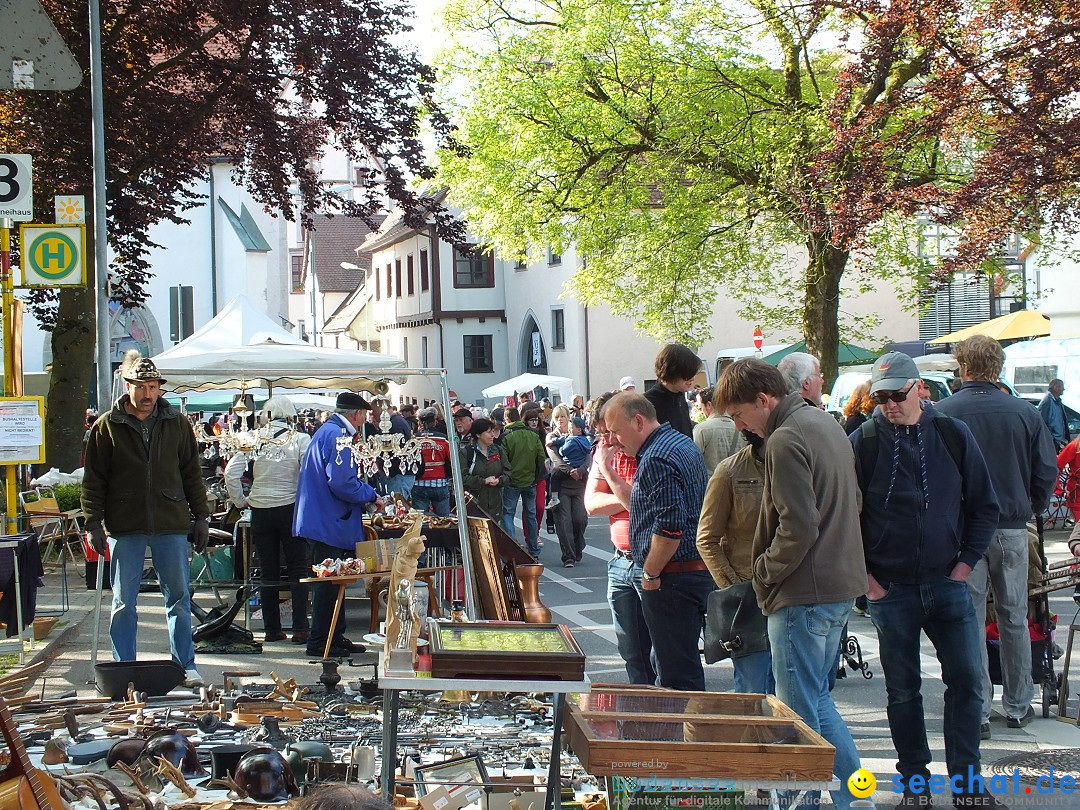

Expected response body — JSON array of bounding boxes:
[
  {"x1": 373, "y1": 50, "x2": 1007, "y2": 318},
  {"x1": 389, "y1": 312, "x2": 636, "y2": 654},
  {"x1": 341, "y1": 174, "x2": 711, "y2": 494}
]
[
  {"x1": 420, "y1": 249, "x2": 429, "y2": 292},
  {"x1": 386, "y1": 263, "x2": 392, "y2": 298},
  {"x1": 463, "y1": 334, "x2": 493, "y2": 373},
  {"x1": 375, "y1": 266, "x2": 380, "y2": 300},
  {"x1": 298, "y1": 320, "x2": 308, "y2": 342},
  {"x1": 514, "y1": 256, "x2": 527, "y2": 270},
  {"x1": 402, "y1": 336, "x2": 409, "y2": 366},
  {"x1": 290, "y1": 255, "x2": 303, "y2": 293},
  {"x1": 407, "y1": 254, "x2": 415, "y2": 296},
  {"x1": 422, "y1": 335, "x2": 429, "y2": 367},
  {"x1": 395, "y1": 258, "x2": 402, "y2": 297},
  {"x1": 551, "y1": 308, "x2": 565, "y2": 350},
  {"x1": 547, "y1": 247, "x2": 561, "y2": 265},
  {"x1": 454, "y1": 244, "x2": 495, "y2": 288}
]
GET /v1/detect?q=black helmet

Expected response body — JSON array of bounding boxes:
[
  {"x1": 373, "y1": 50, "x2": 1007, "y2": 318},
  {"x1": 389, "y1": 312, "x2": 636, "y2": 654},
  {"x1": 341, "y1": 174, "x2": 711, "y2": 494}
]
[
  {"x1": 143, "y1": 730, "x2": 205, "y2": 777},
  {"x1": 234, "y1": 749, "x2": 299, "y2": 801}
]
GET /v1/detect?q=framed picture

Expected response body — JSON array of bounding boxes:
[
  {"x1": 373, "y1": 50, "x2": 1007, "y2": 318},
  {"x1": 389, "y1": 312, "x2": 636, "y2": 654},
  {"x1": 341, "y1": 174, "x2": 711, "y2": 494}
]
[{"x1": 414, "y1": 753, "x2": 489, "y2": 797}]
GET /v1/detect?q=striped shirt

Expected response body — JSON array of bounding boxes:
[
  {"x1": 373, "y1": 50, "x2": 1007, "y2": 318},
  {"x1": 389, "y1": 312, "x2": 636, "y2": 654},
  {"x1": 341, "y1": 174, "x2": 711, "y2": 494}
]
[{"x1": 629, "y1": 423, "x2": 709, "y2": 565}]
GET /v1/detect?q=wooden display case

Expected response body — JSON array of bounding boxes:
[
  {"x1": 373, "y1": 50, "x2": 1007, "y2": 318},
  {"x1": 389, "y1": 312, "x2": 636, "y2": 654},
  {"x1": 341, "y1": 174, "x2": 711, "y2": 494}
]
[
  {"x1": 427, "y1": 621, "x2": 585, "y2": 680},
  {"x1": 565, "y1": 687, "x2": 835, "y2": 780}
]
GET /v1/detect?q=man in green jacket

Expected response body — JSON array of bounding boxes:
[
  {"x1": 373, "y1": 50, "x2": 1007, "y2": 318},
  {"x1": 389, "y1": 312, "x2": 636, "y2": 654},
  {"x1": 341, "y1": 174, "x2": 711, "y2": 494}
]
[
  {"x1": 82, "y1": 357, "x2": 210, "y2": 688},
  {"x1": 499, "y1": 406, "x2": 547, "y2": 557}
]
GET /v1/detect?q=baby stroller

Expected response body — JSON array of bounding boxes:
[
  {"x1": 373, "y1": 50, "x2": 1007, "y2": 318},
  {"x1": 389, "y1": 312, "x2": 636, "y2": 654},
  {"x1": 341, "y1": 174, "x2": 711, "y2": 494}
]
[{"x1": 986, "y1": 517, "x2": 1061, "y2": 717}]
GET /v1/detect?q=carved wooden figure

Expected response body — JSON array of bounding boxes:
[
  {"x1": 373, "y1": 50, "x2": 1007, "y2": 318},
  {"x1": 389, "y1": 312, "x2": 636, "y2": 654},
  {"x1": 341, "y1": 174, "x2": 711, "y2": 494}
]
[{"x1": 383, "y1": 516, "x2": 427, "y2": 664}]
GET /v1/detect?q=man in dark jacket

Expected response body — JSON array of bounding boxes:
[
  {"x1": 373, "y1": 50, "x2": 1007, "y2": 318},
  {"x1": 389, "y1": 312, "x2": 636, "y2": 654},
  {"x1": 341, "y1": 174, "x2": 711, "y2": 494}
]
[
  {"x1": 643, "y1": 343, "x2": 701, "y2": 437},
  {"x1": 936, "y1": 335, "x2": 1057, "y2": 735},
  {"x1": 82, "y1": 357, "x2": 210, "y2": 687},
  {"x1": 852, "y1": 352, "x2": 1001, "y2": 808}
]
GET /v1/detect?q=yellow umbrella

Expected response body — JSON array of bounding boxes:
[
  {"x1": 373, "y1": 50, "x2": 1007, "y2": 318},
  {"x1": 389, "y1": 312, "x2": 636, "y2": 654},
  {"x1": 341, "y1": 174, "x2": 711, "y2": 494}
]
[{"x1": 928, "y1": 310, "x2": 1051, "y2": 344}]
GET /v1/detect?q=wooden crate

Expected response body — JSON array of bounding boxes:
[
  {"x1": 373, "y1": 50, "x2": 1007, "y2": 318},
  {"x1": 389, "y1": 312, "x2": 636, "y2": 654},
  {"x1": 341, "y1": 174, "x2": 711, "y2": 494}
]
[
  {"x1": 427, "y1": 621, "x2": 585, "y2": 680},
  {"x1": 565, "y1": 687, "x2": 835, "y2": 780}
]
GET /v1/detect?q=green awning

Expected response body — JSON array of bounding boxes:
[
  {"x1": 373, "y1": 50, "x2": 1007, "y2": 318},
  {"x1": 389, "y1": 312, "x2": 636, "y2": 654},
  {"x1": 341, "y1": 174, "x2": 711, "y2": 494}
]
[{"x1": 762, "y1": 341, "x2": 878, "y2": 367}]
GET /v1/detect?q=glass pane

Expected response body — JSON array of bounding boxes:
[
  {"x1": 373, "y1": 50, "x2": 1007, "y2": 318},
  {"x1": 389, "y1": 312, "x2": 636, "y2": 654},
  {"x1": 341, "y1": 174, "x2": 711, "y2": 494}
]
[
  {"x1": 435, "y1": 626, "x2": 571, "y2": 653},
  {"x1": 583, "y1": 718, "x2": 805, "y2": 745},
  {"x1": 578, "y1": 691, "x2": 774, "y2": 717}
]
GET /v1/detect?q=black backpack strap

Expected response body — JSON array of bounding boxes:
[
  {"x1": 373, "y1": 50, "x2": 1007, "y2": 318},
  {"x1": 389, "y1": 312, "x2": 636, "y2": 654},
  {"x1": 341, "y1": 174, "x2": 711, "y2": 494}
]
[
  {"x1": 932, "y1": 413, "x2": 965, "y2": 471},
  {"x1": 857, "y1": 418, "x2": 878, "y2": 485}
]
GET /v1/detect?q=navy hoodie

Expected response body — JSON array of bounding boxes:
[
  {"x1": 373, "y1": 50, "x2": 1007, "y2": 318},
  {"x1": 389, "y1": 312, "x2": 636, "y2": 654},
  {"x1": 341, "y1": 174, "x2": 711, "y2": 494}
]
[{"x1": 850, "y1": 402, "x2": 1000, "y2": 584}]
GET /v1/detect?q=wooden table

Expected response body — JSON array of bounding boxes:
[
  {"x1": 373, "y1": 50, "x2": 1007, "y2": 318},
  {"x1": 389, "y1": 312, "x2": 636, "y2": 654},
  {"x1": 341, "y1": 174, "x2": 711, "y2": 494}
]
[{"x1": 301, "y1": 567, "x2": 461, "y2": 659}]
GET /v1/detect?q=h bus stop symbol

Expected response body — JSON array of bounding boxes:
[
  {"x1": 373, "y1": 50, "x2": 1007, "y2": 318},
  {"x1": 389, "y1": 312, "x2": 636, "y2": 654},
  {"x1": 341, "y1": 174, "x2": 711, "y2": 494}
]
[{"x1": 18, "y1": 224, "x2": 86, "y2": 287}]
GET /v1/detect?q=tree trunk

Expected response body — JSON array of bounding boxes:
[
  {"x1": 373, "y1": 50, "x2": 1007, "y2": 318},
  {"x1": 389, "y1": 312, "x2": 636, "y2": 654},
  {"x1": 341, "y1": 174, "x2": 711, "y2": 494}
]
[
  {"x1": 45, "y1": 286, "x2": 96, "y2": 473},
  {"x1": 802, "y1": 238, "x2": 849, "y2": 391}
]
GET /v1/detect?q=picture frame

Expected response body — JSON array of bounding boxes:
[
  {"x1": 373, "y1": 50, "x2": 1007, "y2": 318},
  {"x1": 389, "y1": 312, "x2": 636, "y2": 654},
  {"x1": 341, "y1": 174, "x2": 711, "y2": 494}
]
[{"x1": 413, "y1": 753, "x2": 489, "y2": 798}]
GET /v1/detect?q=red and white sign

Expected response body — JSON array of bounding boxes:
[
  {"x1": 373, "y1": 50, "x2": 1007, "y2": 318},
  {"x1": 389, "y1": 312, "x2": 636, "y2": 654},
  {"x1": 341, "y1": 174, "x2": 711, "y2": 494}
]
[{"x1": 752, "y1": 328, "x2": 764, "y2": 351}]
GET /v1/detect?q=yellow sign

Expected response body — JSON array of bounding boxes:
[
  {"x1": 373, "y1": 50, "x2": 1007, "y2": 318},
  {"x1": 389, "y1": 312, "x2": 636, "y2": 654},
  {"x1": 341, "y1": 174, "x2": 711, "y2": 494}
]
[
  {"x1": 847, "y1": 769, "x2": 877, "y2": 798},
  {"x1": 0, "y1": 396, "x2": 45, "y2": 464},
  {"x1": 54, "y1": 195, "x2": 85, "y2": 224},
  {"x1": 18, "y1": 224, "x2": 86, "y2": 287}
]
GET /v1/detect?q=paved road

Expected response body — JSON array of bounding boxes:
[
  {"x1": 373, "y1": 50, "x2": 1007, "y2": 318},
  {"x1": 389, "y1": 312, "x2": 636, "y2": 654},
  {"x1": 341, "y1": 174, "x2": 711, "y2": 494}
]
[{"x1": 26, "y1": 517, "x2": 1080, "y2": 807}]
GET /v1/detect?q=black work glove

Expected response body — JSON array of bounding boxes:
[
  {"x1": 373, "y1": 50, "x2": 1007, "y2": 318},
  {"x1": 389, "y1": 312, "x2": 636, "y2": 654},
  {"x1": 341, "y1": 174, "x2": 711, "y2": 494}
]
[
  {"x1": 87, "y1": 524, "x2": 107, "y2": 555},
  {"x1": 191, "y1": 519, "x2": 210, "y2": 554}
]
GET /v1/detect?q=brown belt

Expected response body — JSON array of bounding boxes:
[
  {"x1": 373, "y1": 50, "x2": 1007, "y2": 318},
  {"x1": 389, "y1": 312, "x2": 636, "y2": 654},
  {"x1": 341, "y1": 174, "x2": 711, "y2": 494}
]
[{"x1": 661, "y1": 559, "x2": 709, "y2": 575}]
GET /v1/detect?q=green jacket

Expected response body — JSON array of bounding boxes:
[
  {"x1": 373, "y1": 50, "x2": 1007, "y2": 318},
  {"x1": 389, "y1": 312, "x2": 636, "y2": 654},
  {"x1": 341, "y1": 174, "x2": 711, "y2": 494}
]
[
  {"x1": 81, "y1": 396, "x2": 209, "y2": 536},
  {"x1": 499, "y1": 421, "x2": 547, "y2": 487},
  {"x1": 460, "y1": 442, "x2": 511, "y2": 519}
]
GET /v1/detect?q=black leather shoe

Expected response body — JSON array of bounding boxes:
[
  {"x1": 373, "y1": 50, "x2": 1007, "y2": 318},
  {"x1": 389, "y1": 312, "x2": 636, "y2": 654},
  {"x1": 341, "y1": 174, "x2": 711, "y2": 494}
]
[
  {"x1": 1006, "y1": 706, "x2": 1034, "y2": 728},
  {"x1": 307, "y1": 644, "x2": 352, "y2": 658}
]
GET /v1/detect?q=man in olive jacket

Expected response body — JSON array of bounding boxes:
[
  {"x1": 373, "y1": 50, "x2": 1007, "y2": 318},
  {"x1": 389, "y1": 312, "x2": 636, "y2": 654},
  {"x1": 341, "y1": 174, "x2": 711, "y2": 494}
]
[
  {"x1": 500, "y1": 406, "x2": 548, "y2": 557},
  {"x1": 82, "y1": 357, "x2": 210, "y2": 687},
  {"x1": 716, "y1": 358, "x2": 867, "y2": 810}
]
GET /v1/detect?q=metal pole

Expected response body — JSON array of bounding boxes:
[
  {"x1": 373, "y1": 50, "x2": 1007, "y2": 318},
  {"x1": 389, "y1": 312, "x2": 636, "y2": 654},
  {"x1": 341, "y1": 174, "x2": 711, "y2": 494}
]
[
  {"x1": 89, "y1": 0, "x2": 112, "y2": 413},
  {"x1": 441, "y1": 370, "x2": 479, "y2": 618},
  {"x1": 1, "y1": 218, "x2": 17, "y2": 533},
  {"x1": 88, "y1": 541, "x2": 106, "y2": 676}
]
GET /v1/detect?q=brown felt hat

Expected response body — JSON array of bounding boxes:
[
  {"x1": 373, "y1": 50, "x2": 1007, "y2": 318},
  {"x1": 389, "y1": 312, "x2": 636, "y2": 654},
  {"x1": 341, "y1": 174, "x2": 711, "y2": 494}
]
[{"x1": 123, "y1": 357, "x2": 167, "y2": 384}]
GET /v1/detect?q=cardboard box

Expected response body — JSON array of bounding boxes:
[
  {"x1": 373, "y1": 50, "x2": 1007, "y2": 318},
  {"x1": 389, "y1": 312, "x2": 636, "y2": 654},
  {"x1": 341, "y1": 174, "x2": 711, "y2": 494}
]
[{"x1": 356, "y1": 538, "x2": 397, "y2": 571}]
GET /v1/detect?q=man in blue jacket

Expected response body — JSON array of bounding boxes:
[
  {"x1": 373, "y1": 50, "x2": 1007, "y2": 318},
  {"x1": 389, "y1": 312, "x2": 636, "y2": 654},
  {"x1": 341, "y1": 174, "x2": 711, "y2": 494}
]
[
  {"x1": 851, "y1": 352, "x2": 1001, "y2": 809},
  {"x1": 295, "y1": 392, "x2": 383, "y2": 657},
  {"x1": 937, "y1": 336, "x2": 1057, "y2": 736}
]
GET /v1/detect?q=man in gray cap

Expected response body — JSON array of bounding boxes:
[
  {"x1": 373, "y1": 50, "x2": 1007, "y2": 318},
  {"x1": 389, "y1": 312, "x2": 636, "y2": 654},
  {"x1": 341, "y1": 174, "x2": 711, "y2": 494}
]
[{"x1": 850, "y1": 351, "x2": 1001, "y2": 808}]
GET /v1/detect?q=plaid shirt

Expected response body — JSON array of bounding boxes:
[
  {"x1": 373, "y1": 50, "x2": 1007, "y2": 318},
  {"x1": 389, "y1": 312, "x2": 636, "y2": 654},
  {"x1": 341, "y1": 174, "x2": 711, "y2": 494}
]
[{"x1": 629, "y1": 423, "x2": 709, "y2": 565}]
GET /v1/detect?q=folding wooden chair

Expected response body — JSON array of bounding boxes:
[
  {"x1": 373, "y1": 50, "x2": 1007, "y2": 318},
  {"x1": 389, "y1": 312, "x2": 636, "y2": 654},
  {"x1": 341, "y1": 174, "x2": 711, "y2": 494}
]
[{"x1": 19, "y1": 487, "x2": 84, "y2": 572}]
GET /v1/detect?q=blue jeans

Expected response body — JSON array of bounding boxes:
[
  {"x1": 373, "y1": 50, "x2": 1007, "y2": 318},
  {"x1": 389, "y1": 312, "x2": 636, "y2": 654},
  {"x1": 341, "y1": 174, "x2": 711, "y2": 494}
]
[
  {"x1": 501, "y1": 485, "x2": 539, "y2": 556},
  {"x1": 633, "y1": 567, "x2": 714, "y2": 690},
  {"x1": 607, "y1": 555, "x2": 655, "y2": 684},
  {"x1": 109, "y1": 533, "x2": 196, "y2": 670},
  {"x1": 869, "y1": 578, "x2": 982, "y2": 789},
  {"x1": 412, "y1": 484, "x2": 451, "y2": 517},
  {"x1": 769, "y1": 601, "x2": 863, "y2": 810},
  {"x1": 733, "y1": 649, "x2": 775, "y2": 694},
  {"x1": 384, "y1": 474, "x2": 416, "y2": 499},
  {"x1": 968, "y1": 528, "x2": 1033, "y2": 722}
]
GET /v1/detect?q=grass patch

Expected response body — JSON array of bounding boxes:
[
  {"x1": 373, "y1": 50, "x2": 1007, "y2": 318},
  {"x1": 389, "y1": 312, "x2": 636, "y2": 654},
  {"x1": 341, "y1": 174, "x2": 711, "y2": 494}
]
[{"x1": 0, "y1": 653, "x2": 21, "y2": 678}]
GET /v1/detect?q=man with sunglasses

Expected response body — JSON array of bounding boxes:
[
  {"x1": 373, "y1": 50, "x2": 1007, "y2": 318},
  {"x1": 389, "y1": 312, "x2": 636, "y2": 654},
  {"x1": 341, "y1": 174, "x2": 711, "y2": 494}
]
[{"x1": 851, "y1": 352, "x2": 1001, "y2": 809}]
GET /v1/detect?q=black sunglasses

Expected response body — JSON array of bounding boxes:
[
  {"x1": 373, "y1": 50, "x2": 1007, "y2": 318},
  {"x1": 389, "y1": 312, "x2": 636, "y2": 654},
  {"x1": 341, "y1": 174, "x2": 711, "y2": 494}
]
[{"x1": 871, "y1": 381, "x2": 916, "y2": 405}]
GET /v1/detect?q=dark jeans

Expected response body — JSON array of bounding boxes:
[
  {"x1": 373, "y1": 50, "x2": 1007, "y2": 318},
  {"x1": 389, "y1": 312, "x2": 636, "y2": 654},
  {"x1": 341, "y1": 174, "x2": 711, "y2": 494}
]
[
  {"x1": 250, "y1": 504, "x2": 311, "y2": 634},
  {"x1": 607, "y1": 555, "x2": 655, "y2": 684},
  {"x1": 412, "y1": 484, "x2": 451, "y2": 517},
  {"x1": 553, "y1": 488, "x2": 587, "y2": 564},
  {"x1": 633, "y1": 566, "x2": 713, "y2": 690},
  {"x1": 869, "y1": 578, "x2": 983, "y2": 788},
  {"x1": 306, "y1": 538, "x2": 352, "y2": 651}
]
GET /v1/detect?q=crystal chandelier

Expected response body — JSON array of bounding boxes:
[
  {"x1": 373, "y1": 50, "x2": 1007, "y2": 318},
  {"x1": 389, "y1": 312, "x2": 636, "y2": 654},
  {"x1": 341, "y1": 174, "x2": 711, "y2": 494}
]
[
  {"x1": 335, "y1": 407, "x2": 437, "y2": 479},
  {"x1": 193, "y1": 392, "x2": 297, "y2": 461}
]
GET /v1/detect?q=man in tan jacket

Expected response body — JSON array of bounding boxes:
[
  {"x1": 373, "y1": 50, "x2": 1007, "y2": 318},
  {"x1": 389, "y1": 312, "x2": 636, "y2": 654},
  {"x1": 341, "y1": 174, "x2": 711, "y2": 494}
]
[{"x1": 716, "y1": 358, "x2": 868, "y2": 810}]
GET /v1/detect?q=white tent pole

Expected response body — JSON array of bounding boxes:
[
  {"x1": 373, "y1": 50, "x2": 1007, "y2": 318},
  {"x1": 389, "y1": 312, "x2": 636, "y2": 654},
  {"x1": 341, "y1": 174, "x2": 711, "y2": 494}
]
[{"x1": 441, "y1": 369, "x2": 479, "y2": 618}]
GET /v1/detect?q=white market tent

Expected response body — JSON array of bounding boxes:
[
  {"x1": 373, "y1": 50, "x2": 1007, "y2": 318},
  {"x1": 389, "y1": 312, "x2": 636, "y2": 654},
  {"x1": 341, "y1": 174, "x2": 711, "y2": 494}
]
[
  {"x1": 482, "y1": 372, "x2": 575, "y2": 405},
  {"x1": 151, "y1": 295, "x2": 405, "y2": 394}
]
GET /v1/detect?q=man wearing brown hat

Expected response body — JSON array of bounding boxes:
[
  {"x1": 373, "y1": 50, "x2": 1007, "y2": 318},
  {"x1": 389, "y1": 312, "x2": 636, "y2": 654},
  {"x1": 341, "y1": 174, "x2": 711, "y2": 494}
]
[
  {"x1": 82, "y1": 356, "x2": 210, "y2": 687},
  {"x1": 294, "y1": 391, "x2": 383, "y2": 657}
]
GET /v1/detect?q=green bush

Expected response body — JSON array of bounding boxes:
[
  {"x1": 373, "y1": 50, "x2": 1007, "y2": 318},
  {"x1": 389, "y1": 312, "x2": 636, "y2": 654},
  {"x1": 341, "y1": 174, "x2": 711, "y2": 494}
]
[{"x1": 54, "y1": 483, "x2": 82, "y2": 512}]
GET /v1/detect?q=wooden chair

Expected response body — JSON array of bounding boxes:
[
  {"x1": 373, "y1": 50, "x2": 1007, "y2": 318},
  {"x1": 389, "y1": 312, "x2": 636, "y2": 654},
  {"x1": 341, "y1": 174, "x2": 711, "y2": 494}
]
[{"x1": 19, "y1": 488, "x2": 84, "y2": 572}]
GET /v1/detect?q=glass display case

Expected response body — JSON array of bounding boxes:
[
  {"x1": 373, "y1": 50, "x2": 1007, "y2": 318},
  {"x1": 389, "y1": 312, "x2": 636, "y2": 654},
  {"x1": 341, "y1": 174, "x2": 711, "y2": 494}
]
[
  {"x1": 566, "y1": 686, "x2": 836, "y2": 780},
  {"x1": 427, "y1": 621, "x2": 585, "y2": 680}
]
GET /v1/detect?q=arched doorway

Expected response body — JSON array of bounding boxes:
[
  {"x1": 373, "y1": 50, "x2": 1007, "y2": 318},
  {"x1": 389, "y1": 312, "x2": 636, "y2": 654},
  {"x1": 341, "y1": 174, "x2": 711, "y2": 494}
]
[{"x1": 519, "y1": 313, "x2": 547, "y2": 375}]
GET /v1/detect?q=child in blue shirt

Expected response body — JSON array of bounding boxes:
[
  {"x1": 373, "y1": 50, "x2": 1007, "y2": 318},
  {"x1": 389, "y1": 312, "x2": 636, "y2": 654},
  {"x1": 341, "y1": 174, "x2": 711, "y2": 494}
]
[{"x1": 547, "y1": 417, "x2": 592, "y2": 507}]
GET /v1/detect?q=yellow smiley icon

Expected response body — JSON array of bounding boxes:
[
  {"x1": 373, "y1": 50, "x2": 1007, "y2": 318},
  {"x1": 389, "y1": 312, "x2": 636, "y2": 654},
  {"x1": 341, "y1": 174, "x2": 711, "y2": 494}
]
[{"x1": 847, "y1": 768, "x2": 876, "y2": 798}]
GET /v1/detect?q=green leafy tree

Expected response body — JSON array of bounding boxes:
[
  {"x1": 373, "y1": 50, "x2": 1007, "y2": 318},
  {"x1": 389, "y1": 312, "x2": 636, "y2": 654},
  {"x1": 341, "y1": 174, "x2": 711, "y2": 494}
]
[
  {"x1": 0, "y1": 0, "x2": 462, "y2": 472},
  {"x1": 437, "y1": 0, "x2": 1080, "y2": 383}
]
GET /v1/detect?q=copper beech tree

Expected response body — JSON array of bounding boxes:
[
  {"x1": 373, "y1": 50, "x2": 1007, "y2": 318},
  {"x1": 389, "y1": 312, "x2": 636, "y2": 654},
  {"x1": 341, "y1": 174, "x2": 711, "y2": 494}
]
[
  {"x1": 437, "y1": 0, "x2": 1080, "y2": 382},
  {"x1": 0, "y1": 0, "x2": 462, "y2": 471}
]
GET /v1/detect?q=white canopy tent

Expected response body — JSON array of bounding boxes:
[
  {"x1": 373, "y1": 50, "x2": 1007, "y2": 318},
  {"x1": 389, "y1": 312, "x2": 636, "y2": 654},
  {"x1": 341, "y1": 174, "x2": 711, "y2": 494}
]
[
  {"x1": 151, "y1": 295, "x2": 405, "y2": 394},
  {"x1": 482, "y1": 373, "x2": 575, "y2": 406}
]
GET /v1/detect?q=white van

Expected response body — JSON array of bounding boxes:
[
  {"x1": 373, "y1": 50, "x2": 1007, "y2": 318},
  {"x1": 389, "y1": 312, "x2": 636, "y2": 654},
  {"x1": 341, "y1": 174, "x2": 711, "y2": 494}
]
[{"x1": 1003, "y1": 337, "x2": 1080, "y2": 407}]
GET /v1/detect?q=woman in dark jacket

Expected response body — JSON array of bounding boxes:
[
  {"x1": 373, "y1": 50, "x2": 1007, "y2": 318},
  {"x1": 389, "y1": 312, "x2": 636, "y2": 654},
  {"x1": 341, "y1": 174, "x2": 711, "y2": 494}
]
[
  {"x1": 460, "y1": 418, "x2": 511, "y2": 521},
  {"x1": 842, "y1": 381, "x2": 874, "y2": 435}
]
